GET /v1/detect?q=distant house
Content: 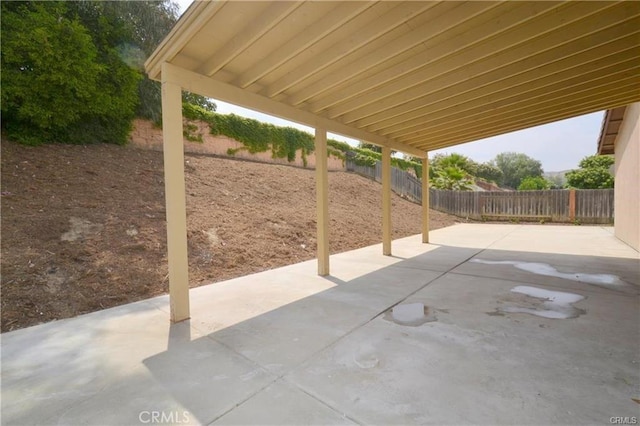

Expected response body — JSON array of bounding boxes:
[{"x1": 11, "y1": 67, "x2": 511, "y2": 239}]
[{"x1": 597, "y1": 103, "x2": 639, "y2": 251}]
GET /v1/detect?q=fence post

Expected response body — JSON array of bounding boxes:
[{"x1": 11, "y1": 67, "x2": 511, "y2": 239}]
[{"x1": 569, "y1": 189, "x2": 576, "y2": 222}]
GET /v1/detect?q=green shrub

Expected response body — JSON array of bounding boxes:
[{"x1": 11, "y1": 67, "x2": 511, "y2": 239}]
[
  {"x1": 1, "y1": 2, "x2": 139, "y2": 145},
  {"x1": 565, "y1": 155, "x2": 614, "y2": 189},
  {"x1": 517, "y1": 176, "x2": 551, "y2": 191}
]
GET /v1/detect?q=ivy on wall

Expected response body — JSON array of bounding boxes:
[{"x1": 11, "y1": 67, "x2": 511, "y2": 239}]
[
  {"x1": 183, "y1": 103, "x2": 314, "y2": 164},
  {"x1": 181, "y1": 102, "x2": 422, "y2": 176},
  {"x1": 183, "y1": 123, "x2": 203, "y2": 142},
  {"x1": 348, "y1": 147, "x2": 422, "y2": 178}
]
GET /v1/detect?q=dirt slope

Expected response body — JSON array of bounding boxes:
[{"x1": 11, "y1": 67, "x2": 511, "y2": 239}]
[{"x1": 1, "y1": 141, "x2": 459, "y2": 331}]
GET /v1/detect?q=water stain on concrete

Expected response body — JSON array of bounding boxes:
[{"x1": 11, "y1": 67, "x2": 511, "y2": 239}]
[
  {"x1": 384, "y1": 303, "x2": 436, "y2": 326},
  {"x1": 470, "y1": 259, "x2": 624, "y2": 288},
  {"x1": 353, "y1": 354, "x2": 380, "y2": 369},
  {"x1": 496, "y1": 286, "x2": 586, "y2": 319}
]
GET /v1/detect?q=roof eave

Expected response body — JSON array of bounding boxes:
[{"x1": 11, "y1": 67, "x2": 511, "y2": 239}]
[
  {"x1": 144, "y1": 1, "x2": 223, "y2": 81},
  {"x1": 596, "y1": 106, "x2": 628, "y2": 155}
]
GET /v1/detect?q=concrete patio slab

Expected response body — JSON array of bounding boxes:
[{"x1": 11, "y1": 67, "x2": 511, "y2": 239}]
[
  {"x1": 487, "y1": 225, "x2": 636, "y2": 257},
  {"x1": 211, "y1": 379, "x2": 355, "y2": 425},
  {"x1": 208, "y1": 267, "x2": 442, "y2": 375},
  {"x1": 2, "y1": 224, "x2": 638, "y2": 425},
  {"x1": 287, "y1": 296, "x2": 637, "y2": 425},
  {"x1": 55, "y1": 334, "x2": 274, "y2": 426}
]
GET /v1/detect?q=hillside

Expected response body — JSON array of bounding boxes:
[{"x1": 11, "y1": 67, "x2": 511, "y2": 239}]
[
  {"x1": 0, "y1": 141, "x2": 458, "y2": 331},
  {"x1": 544, "y1": 170, "x2": 569, "y2": 187}
]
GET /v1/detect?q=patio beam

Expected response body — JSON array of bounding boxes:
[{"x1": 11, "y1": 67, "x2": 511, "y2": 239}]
[
  {"x1": 316, "y1": 128, "x2": 330, "y2": 276},
  {"x1": 307, "y1": 1, "x2": 502, "y2": 114},
  {"x1": 413, "y1": 90, "x2": 639, "y2": 151},
  {"x1": 198, "y1": 2, "x2": 303, "y2": 77},
  {"x1": 422, "y1": 156, "x2": 430, "y2": 244},
  {"x1": 333, "y1": 1, "x2": 628, "y2": 123},
  {"x1": 382, "y1": 146, "x2": 392, "y2": 256},
  {"x1": 399, "y1": 75, "x2": 640, "y2": 145},
  {"x1": 238, "y1": 2, "x2": 371, "y2": 89},
  {"x1": 159, "y1": 63, "x2": 425, "y2": 158},
  {"x1": 161, "y1": 63, "x2": 190, "y2": 322},
  {"x1": 285, "y1": 1, "x2": 437, "y2": 106},
  {"x1": 145, "y1": 1, "x2": 225, "y2": 80}
]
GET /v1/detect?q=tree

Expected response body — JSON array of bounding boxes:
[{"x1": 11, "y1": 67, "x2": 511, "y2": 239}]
[
  {"x1": 2, "y1": 0, "x2": 214, "y2": 144},
  {"x1": 492, "y1": 152, "x2": 543, "y2": 189},
  {"x1": 475, "y1": 162, "x2": 503, "y2": 183},
  {"x1": 429, "y1": 153, "x2": 474, "y2": 180},
  {"x1": 518, "y1": 176, "x2": 551, "y2": 191},
  {"x1": 565, "y1": 155, "x2": 614, "y2": 189},
  {"x1": 67, "y1": 1, "x2": 215, "y2": 123},
  {"x1": 1, "y1": 2, "x2": 139, "y2": 145},
  {"x1": 430, "y1": 153, "x2": 477, "y2": 176},
  {"x1": 575, "y1": 154, "x2": 614, "y2": 170},
  {"x1": 183, "y1": 91, "x2": 217, "y2": 112},
  {"x1": 431, "y1": 166, "x2": 474, "y2": 191}
]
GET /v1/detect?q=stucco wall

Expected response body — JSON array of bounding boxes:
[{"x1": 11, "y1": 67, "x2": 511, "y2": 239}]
[
  {"x1": 130, "y1": 119, "x2": 346, "y2": 171},
  {"x1": 614, "y1": 102, "x2": 640, "y2": 251}
]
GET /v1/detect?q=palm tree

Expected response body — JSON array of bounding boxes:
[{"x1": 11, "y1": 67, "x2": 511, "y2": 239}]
[{"x1": 432, "y1": 166, "x2": 474, "y2": 191}]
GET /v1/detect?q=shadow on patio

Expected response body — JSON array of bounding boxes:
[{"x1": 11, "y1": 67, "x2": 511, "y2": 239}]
[{"x1": 2, "y1": 224, "x2": 638, "y2": 425}]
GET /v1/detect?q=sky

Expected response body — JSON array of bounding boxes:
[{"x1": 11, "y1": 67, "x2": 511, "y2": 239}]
[{"x1": 173, "y1": 0, "x2": 604, "y2": 173}]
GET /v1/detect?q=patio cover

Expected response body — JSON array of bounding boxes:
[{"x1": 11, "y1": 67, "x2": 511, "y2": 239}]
[{"x1": 144, "y1": 1, "x2": 640, "y2": 322}]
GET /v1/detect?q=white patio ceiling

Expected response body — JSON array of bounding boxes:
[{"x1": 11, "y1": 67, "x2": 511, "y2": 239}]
[{"x1": 146, "y1": 1, "x2": 640, "y2": 156}]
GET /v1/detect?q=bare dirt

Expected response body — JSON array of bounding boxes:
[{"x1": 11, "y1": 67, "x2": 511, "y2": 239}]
[{"x1": 1, "y1": 140, "x2": 460, "y2": 332}]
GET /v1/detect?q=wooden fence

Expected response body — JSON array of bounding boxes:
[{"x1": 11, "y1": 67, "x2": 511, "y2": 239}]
[
  {"x1": 429, "y1": 189, "x2": 614, "y2": 223},
  {"x1": 346, "y1": 159, "x2": 422, "y2": 202},
  {"x1": 346, "y1": 159, "x2": 614, "y2": 224}
]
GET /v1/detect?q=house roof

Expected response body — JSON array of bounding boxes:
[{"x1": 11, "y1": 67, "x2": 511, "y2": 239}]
[
  {"x1": 145, "y1": 1, "x2": 640, "y2": 156},
  {"x1": 597, "y1": 106, "x2": 628, "y2": 155}
]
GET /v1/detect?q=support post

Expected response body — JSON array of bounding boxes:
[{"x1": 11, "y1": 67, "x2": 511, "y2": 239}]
[
  {"x1": 382, "y1": 146, "x2": 392, "y2": 255},
  {"x1": 422, "y1": 155, "x2": 430, "y2": 243},
  {"x1": 315, "y1": 127, "x2": 330, "y2": 275},
  {"x1": 161, "y1": 64, "x2": 190, "y2": 322}
]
